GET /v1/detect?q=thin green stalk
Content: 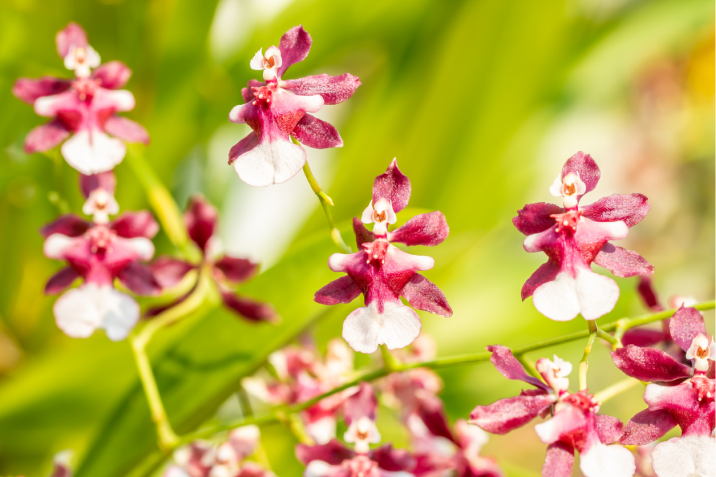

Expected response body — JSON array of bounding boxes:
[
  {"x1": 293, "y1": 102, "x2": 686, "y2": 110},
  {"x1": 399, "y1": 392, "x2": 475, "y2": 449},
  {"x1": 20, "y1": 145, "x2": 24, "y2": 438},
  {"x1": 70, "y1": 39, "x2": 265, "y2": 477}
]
[
  {"x1": 516, "y1": 354, "x2": 539, "y2": 379},
  {"x1": 381, "y1": 344, "x2": 401, "y2": 372},
  {"x1": 593, "y1": 377, "x2": 642, "y2": 404},
  {"x1": 579, "y1": 321, "x2": 598, "y2": 391}
]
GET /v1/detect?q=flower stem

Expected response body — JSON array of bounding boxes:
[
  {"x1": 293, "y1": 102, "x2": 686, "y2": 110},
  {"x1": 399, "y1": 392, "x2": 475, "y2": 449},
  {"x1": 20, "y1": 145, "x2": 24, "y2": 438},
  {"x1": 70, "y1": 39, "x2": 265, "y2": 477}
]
[
  {"x1": 579, "y1": 321, "x2": 598, "y2": 391},
  {"x1": 593, "y1": 377, "x2": 642, "y2": 404},
  {"x1": 380, "y1": 344, "x2": 401, "y2": 372},
  {"x1": 516, "y1": 354, "x2": 540, "y2": 379}
]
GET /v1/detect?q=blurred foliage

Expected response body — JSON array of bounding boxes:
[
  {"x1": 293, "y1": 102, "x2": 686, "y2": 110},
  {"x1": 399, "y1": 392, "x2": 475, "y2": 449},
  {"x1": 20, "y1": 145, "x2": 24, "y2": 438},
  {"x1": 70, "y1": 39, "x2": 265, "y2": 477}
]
[{"x1": 0, "y1": 0, "x2": 713, "y2": 476}]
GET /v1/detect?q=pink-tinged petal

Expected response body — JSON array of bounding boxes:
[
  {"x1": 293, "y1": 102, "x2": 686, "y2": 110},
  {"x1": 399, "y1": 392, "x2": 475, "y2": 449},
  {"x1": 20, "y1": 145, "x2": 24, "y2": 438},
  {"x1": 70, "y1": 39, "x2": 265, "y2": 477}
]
[
  {"x1": 579, "y1": 442, "x2": 636, "y2": 477},
  {"x1": 595, "y1": 414, "x2": 623, "y2": 444},
  {"x1": 34, "y1": 90, "x2": 82, "y2": 118},
  {"x1": 619, "y1": 409, "x2": 677, "y2": 445},
  {"x1": 353, "y1": 217, "x2": 375, "y2": 248},
  {"x1": 400, "y1": 273, "x2": 452, "y2": 317},
  {"x1": 54, "y1": 286, "x2": 102, "y2": 338},
  {"x1": 315, "y1": 276, "x2": 361, "y2": 305},
  {"x1": 79, "y1": 171, "x2": 116, "y2": 198},
  {"x1": 149, "y1": 257, "x2": 195, "y2": 289},
  {"x1": 183, "y1": 195, "x2": 217, "y2": 252},
  {"x1": 221, "y1": 292, "x2": 278, "y2": 323},
  {"x1": 486, "y1": 345, "x2": 549, "y2": 391},
  {"x1": 281, "y1": 73, "x2": 361, "y2": 105},
  {"x1": 373, "y1": 159, "x2": 411, "y2": 213},
  {"x1": 643, "y1": 383, "x2": 700, "y2": 415},
  {"x1": 651, "y1": 435, "x2": 715, "y2": 477},
  {"x1": 91, "y1": 88, "x2": 136, "y2": 113},
  {"x1": 622, "y1": 328, "x2": 666, "y2": 347},
  {"x1": 117, "y1": 261, "x2": 162, "y2": 296},
  {"x1": 593, "y1": 243, "x2": 654, "y2": 278},
  {"x1": 560, "y1": 151, "x2": 600, "y2": 197},
  {"x1": 669, "y1": 306, "x2": 707, "y2": 353},
  {"x1": 43, "y1": 234, "x2": 77, "y2": 261},
  {"x1": 103, "y1": 116, "x2": 149, "y2": 144},
  {"x1": 342, "y1": 301, "x2": 421, "y2": 353},
  {"x1": 343, "y1": 382, "x2": 377, "y2": 425},
  {"x1": 542, "y1": 441, "x2": 574, "y2": 477},
  {"x1": 535, "y1": 404, "x2": 587, "y2": 445},
  {"x1": 414, "y1": 394, "x2": 455, "y2": 442},
  {"x1": 40, "y1": 214, "x2": 91, "y2": 238},
  {"x1": 23, "y1": 120, "x2": 71, "y2": 154},
  {"x1": 513, "y1": 202, "x2": 563, "y2": 236},
  {"x1": 232, "y1": 133, "x2": 307, "y2": 187},
  {"x1": 228, "y1": 132, "x2": 260, "y2": 165},
  {"x1": 532, "y1": 268, "x2": 620, "y2": 321},
  {"x1": 277, "y1": 25, "x2": 312, "y2": 78},
  {"x1": 369, "y1": 445, "x2": 416, "y2": 472},
  {"x1": 521, "y1": 260, "x2": 559, "y2": 301},
  {"x1": 637, "y1": 275, "x2": 664, "y2": 311},
  {"x1": 45, "y1": 266, "x2": 81, "y2": 295},
  {"x1": 99, "y1": 287, "x2": 141, "y2": 341},
  {"x1": 388, "y1": 212, "x2": 449, "y2": 247},
  {"x1": 236, "y1": 462, "x2": 274, "y2": 477},
  {"x1": 611, "y1": 345, "x2": 692, "y2": 382},
  {"x1": 91, "y1": 61, "x2": 132, "y2": 89},
  {"x1": 292, "y1": 113, "x2": 343, "y2": 149},
  {"x1": 214, "y1": 256, "x2": 258, "y2": 284},
  {"x1": 469, "y1": 394, "x2": 554, "y2": 435},
  {"x1": 296, "y1": 439, "x2": 355, "y2": 465},
  {"x1": 111, "y1": 211, "x2": 159, "y2": 239},
  {"x1": 581, "y1": 193, "x2": 650, "y2": 228},
  {"x1": 303, "y1": 461, "x2": 348, "y2": 477},
  {"x1": 12, "y1": 77, "x2": 71, "y2": 104},
  {"x1": 56, "y1": 23, "x2": 88, "y2": 58},
  {"x1": 61, "y1": 129, "x2": 127, "y2": 174}
]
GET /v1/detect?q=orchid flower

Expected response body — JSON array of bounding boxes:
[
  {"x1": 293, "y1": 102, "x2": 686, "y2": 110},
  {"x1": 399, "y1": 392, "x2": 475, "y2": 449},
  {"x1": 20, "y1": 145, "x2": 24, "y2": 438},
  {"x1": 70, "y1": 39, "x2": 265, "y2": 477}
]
[
  {"x1": 514, "y1": 151, "x2": 652, "y2": 321},
  {"x1": 315, "y1": 160, "x2": 451, "y2": 353},
  {"x1": 228, "y1": 25, "x2": 360, "y2": 187},
  {"x1": 469, "y1": 346, "x2": 635, "y2": 477},
  {"x1": 13, "y1": 23, "x2": 148, "y2": 174}
]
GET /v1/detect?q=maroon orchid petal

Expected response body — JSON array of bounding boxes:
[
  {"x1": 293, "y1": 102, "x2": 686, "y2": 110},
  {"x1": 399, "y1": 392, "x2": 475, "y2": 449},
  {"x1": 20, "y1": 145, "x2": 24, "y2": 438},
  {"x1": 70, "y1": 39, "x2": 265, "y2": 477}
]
[
  {"x1": 619, "y1": 408, "x2": 677, "y2": 445},
  {"x1": 23, "y1": 120, "x2": 71, "y2": 154},
  {"x1": 110, "y1": 211, "x2": 159, "y2": 239},
  {"x1": 373, "y1": 159, "x2": 411, "y2": 213},
  {"x1": 486, "y1": 345, "x2": 550, "y2": 391},
  {"x1": 542, "y1": 441, "x2": 574, "y2": 477},
  {"x1": 415, "y1": 394, "x2": 455, "y2": 442},
  {"x1": 611, "y1": 345, "x2": 692, "y2": 382},
  {"x1": 387, "y1": 212, "x2": 449, "y2": 247},
  {"x1": 593, "y1": 243, "x2": 654, "y2": 278},
  {"x1": 520, "y1": 260, "x2": 559, "y2": 301},
  {"x1": 12, "y1": 77, "x2": 71, "y2": 104},
  {"x1": 184, "y1": 195, "x2": 217, "y2": 252},
  {"x1": 561, "y1": 151, "x2": 600, "y2": 197},
  {"x1": 581, "y1": 193, "x2": 650, "y2": 228},
  {"x1": 353, "y1": 217, "x2": 375, "y2": 248},
  {"x1": 45, "y1": 266, "x2": 81, "y2": 295},
  {"x1": 40, "y1": 214, "x2": 91, "y2": 238},
  {"x1": 595, "y1": 414, "x2": 624, "y2": 444},
  {"x1": 621, "y1": 328, "x2": 666, "y2": 347},
  {"x1": 469, "y1": 394, "x2": 554, "y2": 435},
  {"x1": 315, "y1": 276, "x2": 361, "y2": 305},
  {"x1": 369, "y1": 445, "x2": 416, "y2": 472},
  {"x1": 228, "y1": 132, "x2": 260, "y2": 165},
  {"x1": 79, "y1": 171, "x2": 116, "y2": 198},
  {"x1": 214, "y1": 256, "x2": 259, "y2": 284},
  {"x1": 400, "y1": 274, "x2": 452, "y2": 317},
  {"x1": 236, "y1": 462, "x2": 274, "y2": 477},
  {"x1": 637, "y1": 275, "x2": 664, "y2": 311},
  {"x1": 513, "y1": 202, "x2": 563, "y2": 236},
  {"x1": 91, "y1": 61, "x2": 132, "y2": 89},
  {"x1": 277, "y1": 25, "x2": 312, "y2": 78},
  {"x1": 343, "y1": 382, "x2": 377, "y2": 425},
  {"x1": 221, "y1": 292, "x2": 277, "y2": 323},
  {"x1": 56, "y1": 23, "x2": 88, "y2": 58},
  {"x1": 669, "y1": 306, "x2": 707, "y2": 353},
  {"x1": 281, "y1": 73, "x2": 361, "y2": 105},
  {"x1": 242, "y1": 79, "x2": 265, "y2": 102},
  {"x1": 104, "y1": 116, "x2": 150, "y2": 144},
  {"x1": 117, "y1": 261, "x2": 162, "y2": 296},
  {"x1": 292, "y1": 113, "x2": 343, "y2": 149},
  {"x1": 149, "y1": 256, "x2": 195, "y2": 288},
  {"x1": 295, "y1": 439, "x2": 355, "y2": 465}
]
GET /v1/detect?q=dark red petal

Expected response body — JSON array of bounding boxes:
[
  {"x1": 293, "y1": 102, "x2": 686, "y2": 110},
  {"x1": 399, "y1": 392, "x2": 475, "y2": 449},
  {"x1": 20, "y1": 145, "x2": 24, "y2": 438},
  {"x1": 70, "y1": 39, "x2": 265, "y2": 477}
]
[
  {"x1": 117, "y1": 261, "x2": 162, "y2": 296},
  {"x1": 512, "y1": 202, "x2": 563, "y2": 236},
  {"x1": 314, "y1": 276, "x2": 361, "y2": 305},
  {"x1": 369, "y1": 444, "x2": 416, "y2": 472},
  {"x1": 486, "y1": 345, "x2": 550, "y2": 391},
  {"x1": 23, "y1": 120, "x2": 70, "y2": 154},
  {"x1": 277, "y1": 25, "x2": 312, "y2": 78},
  {"x1": 611, "y1": 345, "x2": 692, "y2": 382},
  {"x1": 214, "y1": 256, "x2": 258, "y2": 284},
  {"x1": 281, "y1": 73, "x2": 361, "y2": 105},
  {"x1": 400, "y1": 273, "x2": 452, "y2": 317},
  {"x1": 388, "y1": 211, "x2": 449, "y2": 247},
  {"x1": 415, "y1": 394, "x2": 455, "y2": 442},
  {"x1": 79, "y1": 171, "x2": 116, "y2": 198},
  {"x1": 44, "y1": 267, "x2": 81, "y2": 295},
  {"x1": 228, "y1": 132, "x2": 260, "y2": 165},
  {"x1": 183, "y1": 195, "x2": 217, "y2": 252},
  {"x1": 619, "y1": 408, "x2": 677, "y2": 445},
  {"x1": 581, "y1": 193, "x2": 650, "y2": 228},
  {"x1": 593, "y1": 243, "x2": 654, "y2": 278},
  {"x1": 621, "y1": 328, "x2": 666, "y2": 347},
  {"x1": 669, "y1": 306, "x2": 707, "y2": 353},
  {"x1": 91, "y1": 61, "x2": 132, "y2": 89},
  {"x1": 595, "y1": 414, "x2": 623, "y2": 444},
  {"x1": 295, "y1": 439, "x2": 354, "y2": 465},
  {"x1": 149, "y1": 256, "x2": 195, "y2": 288},
  {"x1": 637, "y1": 275, "x2": 664, "y2": 311},
  {"x1": 343, "y1": 382, "x2": 377, "y2": 425},
  {"x1": 353, "y1": 217, "x2": 374, "y2": 248},
  {"x1": 542, "y1": 441, "x2": 574, "y2": 477},
  {"x1": 110, "y1": 211, "x2": 159, "y2": 239},
  {"x1": 56, "y1": 23, "x2": 88, "y2": 58},
  {"x1": 292, "y1": 113, "x2": 343, "y2": 149},
  {"x1": 521, "y1": 260, "x2": 559, "y2": 301},
  {"x1": 221, "y1": 292, "x2": 277, "y2": 323},
  {"x1": 469, "y1": 394, "x2": 554, "y2": 435},
  {"x1": 12, "y1": 77, "x2": 71, "y2": 104},
  {"x1": 561, "y1": 151, "x2": 600, "y2": 196},
  {"x1": 373, "y1": 159, "x2": 411, "y2": 213},
  {"x1": 235, "y1": 462, "x2": 274, "y2": 477},
  {"x1": 40, "y1": 214, "x2": 91, "y2": 238},
  {"x1": 104, "y1": 116, "x2": 149, "y2": 144}
]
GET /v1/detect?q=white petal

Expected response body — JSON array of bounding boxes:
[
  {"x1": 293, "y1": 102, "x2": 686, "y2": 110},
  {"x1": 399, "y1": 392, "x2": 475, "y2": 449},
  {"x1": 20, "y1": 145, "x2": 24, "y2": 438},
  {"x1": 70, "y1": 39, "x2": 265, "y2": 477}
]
[
  {"x1": 233, "y1": 138, "x2": 306, "y2": 187},
  {"x1": 163, "y1": 466, "x2": 192, "y2": 477},
  {"x1": 361, "y1": 202, "x2": 375, "y2": 224},
  {"x1": 53, "y1": 286, "x2": 104, "y2": 338},
  {"x1": 304, "y1": 461, "x2": 336, "y2": 477},
  {"x1": 124, "y1": 237, "x2": 155, "y2": 261},
  {"x1": 579, "y1": 442, "x2": 636, "y2": 477},
  {"x1": 532, "y1": 268, "x2": 619, "y2": 321},
  {"x1": 306, "y1": 416, "x2": 337, "y2": 444},
  {"x1": 651, "y1": 436, "x2": 715, "y2": 477},
  {"x1": 86, "y1": 45, "x2": 101, "y2": 68},
  {"x1": 549, "y1": 173, "x2": 563, "y2": 197},
  {"x1": 241, "y1": 376, "x2": 272, "y2": 403},
  {"x1": 44, "y1": 234, "x2": 74, "y2": 259},
  {"x1": 264, "y1": 46, "x2": 282, "y2": 66},
  {"x1": 327, "y1": 253, "x2": 354, "y2": 273},
  {"x1": 61, "y1": 129, "x2": 126, "y2": 174},
  {"x1": 250, "y1": 48, "x2": 265, "y2": 70},
  {"x1": 342, "y1": 301, "x2": 421, "y2": 354},
  {"x1": 99, "y1": 287, "x2": 140, "y2": 341},
  {"x1": 98, "y1": 89, "x2": 135, "y2": 112}
]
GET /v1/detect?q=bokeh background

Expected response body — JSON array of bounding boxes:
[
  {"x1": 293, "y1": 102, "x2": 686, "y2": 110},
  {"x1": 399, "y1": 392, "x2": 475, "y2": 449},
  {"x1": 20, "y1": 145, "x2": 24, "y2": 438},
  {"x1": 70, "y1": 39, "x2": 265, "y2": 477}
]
[{"x1": 0, "y1": 0, "x2": 713, "y2": 475}]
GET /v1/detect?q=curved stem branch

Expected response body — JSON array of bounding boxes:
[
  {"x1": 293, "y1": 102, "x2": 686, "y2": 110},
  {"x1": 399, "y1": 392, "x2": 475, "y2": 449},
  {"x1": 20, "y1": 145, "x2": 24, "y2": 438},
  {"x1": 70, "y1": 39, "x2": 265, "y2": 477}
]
[
  {"x1": 579, "y1": 321, "x2": 597, "y2": 391},
  {"x1": 593, "y1": 377, "x2": 642, "y2": 404}
]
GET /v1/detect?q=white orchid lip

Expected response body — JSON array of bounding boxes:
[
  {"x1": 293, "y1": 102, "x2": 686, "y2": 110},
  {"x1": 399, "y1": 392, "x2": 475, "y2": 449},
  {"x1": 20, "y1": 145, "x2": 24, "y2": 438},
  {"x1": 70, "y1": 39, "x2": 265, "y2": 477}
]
[
  {"x1": 83, "y1": 189, "x2": 119, "y2": 224},
  {"x1": 344, "y1": 416, "x2": 381, "y2": 454},
  {"x1": 686, "y1": 333, "x2": 715, "y2": 372},
  {"x1": 537, "y1": 356, "x2": 572, "y2": 393},
  {"x1": 550, "y1": 171, "x2": 586, "y2": 209},
  {"x1": 64, "y1": 44, "x2": 100, "y2": 78},
  {"x1": 250, "y1": 46, "x2": 282, "y2": 82}
]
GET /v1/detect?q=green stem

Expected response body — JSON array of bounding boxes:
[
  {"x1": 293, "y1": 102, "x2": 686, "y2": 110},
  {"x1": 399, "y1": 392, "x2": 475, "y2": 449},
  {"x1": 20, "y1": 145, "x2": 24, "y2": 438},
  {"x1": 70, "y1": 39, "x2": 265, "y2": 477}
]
[
  {"x1": 579, "y1": 321, "x2": 598, "y2": 391},
  {"x1": 380, "y1": 344, "x2": 401, "y2": 372},
  {"x1": 516, "y1": 354, "x2": 539, "y2": 379},
  {"x1": 593, "y1": 377, "x2": 642, "y2": 404}
]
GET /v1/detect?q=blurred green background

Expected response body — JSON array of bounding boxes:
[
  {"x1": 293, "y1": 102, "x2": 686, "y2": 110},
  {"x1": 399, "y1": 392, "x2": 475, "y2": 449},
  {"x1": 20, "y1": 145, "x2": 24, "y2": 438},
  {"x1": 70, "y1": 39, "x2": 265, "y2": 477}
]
[{"x1": 0, "y1": 0, "x2": 713, "y2": 475}]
